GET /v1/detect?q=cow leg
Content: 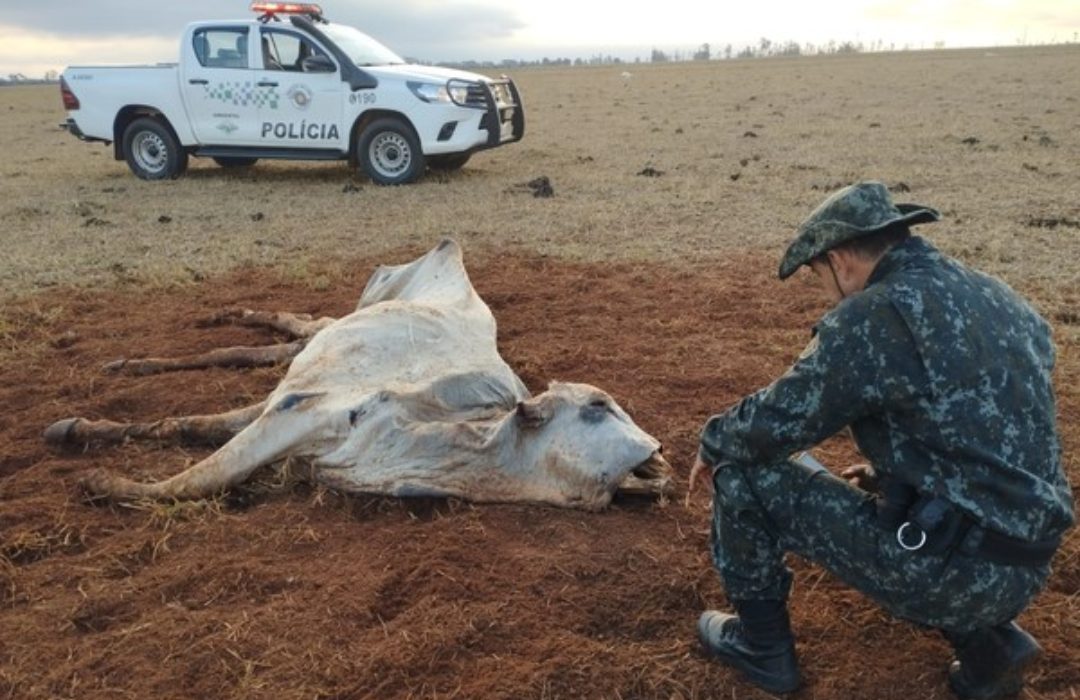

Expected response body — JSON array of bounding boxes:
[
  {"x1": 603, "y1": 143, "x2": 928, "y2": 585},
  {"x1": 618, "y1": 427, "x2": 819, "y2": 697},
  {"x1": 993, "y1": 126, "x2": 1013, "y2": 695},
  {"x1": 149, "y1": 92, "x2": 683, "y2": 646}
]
[
  {"x1": 204, "y1": 309, "x2": 335, "y2": 339},
  {"x1": 78, "y1": 403, "x2": 319, "y2": 501},
  {"x1": 44, "y1": 401, "x2": 268, "y2": 448},
  {"x1": 103, "y1": 340, "x2": 306, "y2": 375}
]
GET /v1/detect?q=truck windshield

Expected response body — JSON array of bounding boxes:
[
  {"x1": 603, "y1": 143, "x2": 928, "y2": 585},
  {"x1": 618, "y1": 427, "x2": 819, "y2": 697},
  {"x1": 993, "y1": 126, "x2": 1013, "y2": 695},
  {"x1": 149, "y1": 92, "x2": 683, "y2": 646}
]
[{"x1": 321, "y1": 24, "x2": 404, "y2": 66}]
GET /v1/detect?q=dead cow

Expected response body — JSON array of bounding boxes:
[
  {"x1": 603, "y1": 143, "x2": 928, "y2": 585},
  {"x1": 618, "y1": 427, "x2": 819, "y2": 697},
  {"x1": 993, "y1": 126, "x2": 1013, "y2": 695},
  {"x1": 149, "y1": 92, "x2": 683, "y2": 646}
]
[{"x1": 46, "y1": 239, "x2": 673, "y2": 509}]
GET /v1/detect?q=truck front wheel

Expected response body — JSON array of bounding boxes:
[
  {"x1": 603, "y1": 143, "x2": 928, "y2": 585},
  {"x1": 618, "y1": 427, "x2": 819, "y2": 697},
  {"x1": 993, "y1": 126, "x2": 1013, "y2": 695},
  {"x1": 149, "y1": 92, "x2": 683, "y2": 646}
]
[
  {"x1": 122, "y1": 117, "x2": 188, "y2": 181},
  {"x1": 357, "y1": 118, "x2": 424, "y2": 185}
]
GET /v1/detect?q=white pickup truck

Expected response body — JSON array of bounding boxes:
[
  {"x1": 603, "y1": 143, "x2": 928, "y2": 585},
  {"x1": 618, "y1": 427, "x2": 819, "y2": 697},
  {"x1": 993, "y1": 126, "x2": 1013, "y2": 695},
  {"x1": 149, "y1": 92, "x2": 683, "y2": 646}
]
[{"x1": 59, "y1": 2, "x2": 524, "y2": 184}]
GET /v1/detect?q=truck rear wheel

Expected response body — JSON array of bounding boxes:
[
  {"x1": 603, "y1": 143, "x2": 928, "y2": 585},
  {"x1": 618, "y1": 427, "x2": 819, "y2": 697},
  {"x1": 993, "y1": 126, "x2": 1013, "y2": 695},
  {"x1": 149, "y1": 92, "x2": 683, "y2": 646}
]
[
  {"x1": 357, "y1": 118, "x2": 424, "y2": 185},
  {"x1": 212, "y1": 156, "x2": 259, "y2": 168},
  {"x1": 122, "y1": 117, "x2": 187, "y2": 181},
  {"x1": 427, "y1": 153, "x2": 471, "y2": 172}
]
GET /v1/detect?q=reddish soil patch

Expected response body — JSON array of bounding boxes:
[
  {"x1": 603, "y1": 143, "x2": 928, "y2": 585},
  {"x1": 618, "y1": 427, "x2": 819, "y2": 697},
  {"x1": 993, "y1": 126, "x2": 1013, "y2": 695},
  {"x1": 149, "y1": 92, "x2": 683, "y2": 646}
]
[{"x1": 1, "y1": 252, "x2": 1076, "y2": 699}]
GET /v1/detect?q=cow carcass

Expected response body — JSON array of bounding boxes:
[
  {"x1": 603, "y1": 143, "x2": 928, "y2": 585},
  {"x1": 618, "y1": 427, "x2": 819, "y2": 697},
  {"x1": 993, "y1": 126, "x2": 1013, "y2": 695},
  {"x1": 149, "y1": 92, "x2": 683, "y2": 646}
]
[{"x1": 45, "y1": 239, "x2": 673, "y2": 510}]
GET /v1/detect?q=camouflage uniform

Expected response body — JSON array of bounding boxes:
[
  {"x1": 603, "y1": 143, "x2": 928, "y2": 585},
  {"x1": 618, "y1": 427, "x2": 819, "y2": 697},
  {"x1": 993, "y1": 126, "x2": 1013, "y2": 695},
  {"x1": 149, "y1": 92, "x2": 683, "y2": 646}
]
[{"x1": 699, "y1": 183, "x2": 1074, "y2": 635}]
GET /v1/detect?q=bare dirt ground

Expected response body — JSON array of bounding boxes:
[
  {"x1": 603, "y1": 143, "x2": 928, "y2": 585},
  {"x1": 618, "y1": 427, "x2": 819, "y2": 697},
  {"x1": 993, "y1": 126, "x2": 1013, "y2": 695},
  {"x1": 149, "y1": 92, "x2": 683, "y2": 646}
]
[
  {"x1": 1, "y1": 45, "x2": 1078, "y2": 699},
  {"x1": 2, "y1": 251, "x2": 1077, "y2": 699}
]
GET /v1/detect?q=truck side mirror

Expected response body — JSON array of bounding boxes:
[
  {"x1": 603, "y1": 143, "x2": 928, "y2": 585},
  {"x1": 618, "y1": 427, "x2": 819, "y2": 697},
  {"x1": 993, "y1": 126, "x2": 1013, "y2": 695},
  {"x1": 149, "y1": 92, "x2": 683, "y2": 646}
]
[{"x1": 301, "y1": 55, "x2": 336, "y2": 73}]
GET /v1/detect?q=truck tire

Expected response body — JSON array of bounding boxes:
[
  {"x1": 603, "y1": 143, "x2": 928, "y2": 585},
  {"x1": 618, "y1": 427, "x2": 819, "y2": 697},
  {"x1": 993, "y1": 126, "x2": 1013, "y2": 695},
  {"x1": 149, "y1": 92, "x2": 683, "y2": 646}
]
[
  {"x1": 357, "y1": 117, "x2": 424, "y2": 185},
  {"x1": 427, "y1": 153, "x2": 471, "y2": 172},
  {"x1": 213, "y1": 156, "x2": 259, "y2": 168},
  {"x1": 122, "y1": 117, "x2": 187, "y2": 180}
]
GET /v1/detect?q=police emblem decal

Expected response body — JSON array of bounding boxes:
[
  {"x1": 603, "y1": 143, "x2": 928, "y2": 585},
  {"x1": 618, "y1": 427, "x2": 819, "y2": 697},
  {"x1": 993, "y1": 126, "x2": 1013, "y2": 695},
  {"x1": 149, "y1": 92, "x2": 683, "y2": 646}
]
[{"x1": 287, "y1": 84, "x2": 314, "y2": 110}]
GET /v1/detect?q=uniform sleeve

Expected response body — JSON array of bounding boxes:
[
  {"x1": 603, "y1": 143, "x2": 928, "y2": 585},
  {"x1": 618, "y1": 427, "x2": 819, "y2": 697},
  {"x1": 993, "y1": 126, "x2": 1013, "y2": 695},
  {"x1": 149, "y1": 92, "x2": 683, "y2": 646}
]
[{"x1": 698, "y1": 299, "x2": 927, "y2": 469}]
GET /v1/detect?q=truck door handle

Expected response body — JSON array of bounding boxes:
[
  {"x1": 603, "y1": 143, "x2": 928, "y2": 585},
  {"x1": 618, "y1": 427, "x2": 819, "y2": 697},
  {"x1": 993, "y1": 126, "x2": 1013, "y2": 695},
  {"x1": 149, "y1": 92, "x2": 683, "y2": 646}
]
[
  {"x1": 188, "y1": 78, "x2": 209, "y2": 85},
  {"x1": 257, "y1": 80, "x2": 279, "y2": 87}
]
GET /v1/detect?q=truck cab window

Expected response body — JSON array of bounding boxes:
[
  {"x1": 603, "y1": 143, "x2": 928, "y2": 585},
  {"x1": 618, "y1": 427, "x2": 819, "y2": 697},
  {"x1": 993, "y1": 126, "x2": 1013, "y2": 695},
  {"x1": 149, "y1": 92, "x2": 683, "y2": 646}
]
[
  {"x1": 193, "y1": 28, "x2": 250, "y2": 69},
  {"x1": 261, "y1": 30, "x2": 330, "y2": 72}
]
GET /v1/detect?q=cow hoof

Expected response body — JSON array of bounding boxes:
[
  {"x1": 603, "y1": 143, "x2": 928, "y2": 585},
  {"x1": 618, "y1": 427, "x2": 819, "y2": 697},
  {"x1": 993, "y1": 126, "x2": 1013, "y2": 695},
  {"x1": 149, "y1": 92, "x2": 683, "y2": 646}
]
[{"x1": 44, "y1": 418, "x2": 80, "y2": 446}]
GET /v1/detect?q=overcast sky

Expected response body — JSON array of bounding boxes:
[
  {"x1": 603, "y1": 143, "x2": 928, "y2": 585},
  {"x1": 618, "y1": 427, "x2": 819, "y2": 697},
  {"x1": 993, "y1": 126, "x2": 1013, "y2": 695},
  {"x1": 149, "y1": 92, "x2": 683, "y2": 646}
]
[{"x1": 2, "y1": 0, "x2": 1078, "y2": 76}]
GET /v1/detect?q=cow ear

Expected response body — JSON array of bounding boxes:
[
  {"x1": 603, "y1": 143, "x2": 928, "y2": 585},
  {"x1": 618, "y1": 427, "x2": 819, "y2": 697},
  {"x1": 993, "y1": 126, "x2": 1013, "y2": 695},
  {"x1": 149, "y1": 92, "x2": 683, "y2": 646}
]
[{"x1": 515, "y1": 397, "x2": 551, "y2": 429}]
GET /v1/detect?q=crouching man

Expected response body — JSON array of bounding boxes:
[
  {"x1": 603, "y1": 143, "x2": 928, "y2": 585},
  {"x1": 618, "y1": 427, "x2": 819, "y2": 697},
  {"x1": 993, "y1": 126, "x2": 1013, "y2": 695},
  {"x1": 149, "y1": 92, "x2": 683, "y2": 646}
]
[{"x1": 688, "y1": 182, "x2": 1074, "y2": 698}]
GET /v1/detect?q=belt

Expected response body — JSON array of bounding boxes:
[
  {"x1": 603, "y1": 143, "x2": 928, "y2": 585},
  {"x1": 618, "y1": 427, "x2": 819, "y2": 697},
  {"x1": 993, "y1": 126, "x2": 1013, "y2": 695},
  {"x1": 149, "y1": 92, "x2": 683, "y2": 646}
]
[{"x1": 877, "y1": 484, "x2": 1060, "y2": 568}]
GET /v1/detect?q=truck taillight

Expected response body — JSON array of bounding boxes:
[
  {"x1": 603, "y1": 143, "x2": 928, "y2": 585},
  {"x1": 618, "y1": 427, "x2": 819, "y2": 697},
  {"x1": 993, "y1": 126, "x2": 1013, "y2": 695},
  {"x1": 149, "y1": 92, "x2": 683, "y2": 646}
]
[{"x1": 60, "y1": 77, "x2": 80, "y2": 110}]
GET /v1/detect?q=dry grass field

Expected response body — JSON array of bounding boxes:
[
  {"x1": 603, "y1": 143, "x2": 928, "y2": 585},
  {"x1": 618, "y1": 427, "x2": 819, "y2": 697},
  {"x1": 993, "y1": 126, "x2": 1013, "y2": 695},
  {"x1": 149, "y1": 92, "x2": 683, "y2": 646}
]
[{"x1": 1, "y1": 46, "x2": 1078, "y2": 699}]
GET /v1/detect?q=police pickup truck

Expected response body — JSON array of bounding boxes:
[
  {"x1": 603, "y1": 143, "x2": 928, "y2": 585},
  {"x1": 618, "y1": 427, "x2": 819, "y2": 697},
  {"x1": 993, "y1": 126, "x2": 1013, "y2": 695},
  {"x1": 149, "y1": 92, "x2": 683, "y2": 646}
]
[{"x1": 59, "y1": 2, "x2": 524, "y2": 184}]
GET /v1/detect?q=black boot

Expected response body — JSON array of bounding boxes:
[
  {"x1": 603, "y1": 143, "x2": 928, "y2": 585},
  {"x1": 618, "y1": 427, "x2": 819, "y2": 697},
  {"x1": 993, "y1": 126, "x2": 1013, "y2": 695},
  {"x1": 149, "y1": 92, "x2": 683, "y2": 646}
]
[
  {"x1": 947, "y1": 621, "x2": 1041, "y2": 699},
  {"x1": 698, "y1": 599, "x2": 800, "y2": 694}
]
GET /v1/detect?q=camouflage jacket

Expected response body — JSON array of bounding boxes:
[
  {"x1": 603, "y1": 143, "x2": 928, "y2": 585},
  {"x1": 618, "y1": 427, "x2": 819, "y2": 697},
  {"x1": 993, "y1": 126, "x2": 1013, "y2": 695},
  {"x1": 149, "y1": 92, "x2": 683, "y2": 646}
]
[{"x1": 699, "y1": 236, "x2": 1074, "y2": 542}]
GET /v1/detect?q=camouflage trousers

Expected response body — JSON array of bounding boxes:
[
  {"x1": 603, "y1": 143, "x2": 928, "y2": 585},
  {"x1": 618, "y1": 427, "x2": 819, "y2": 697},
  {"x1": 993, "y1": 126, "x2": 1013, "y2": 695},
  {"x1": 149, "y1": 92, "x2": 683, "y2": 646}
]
[{"x1": 710, "y1": 457, "x2": 1049, "y2": 635}]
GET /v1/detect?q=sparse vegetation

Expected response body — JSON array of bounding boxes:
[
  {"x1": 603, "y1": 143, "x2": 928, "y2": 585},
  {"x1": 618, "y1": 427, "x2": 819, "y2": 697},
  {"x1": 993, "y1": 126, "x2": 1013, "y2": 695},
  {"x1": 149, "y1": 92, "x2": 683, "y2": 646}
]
[{"x1": 2, "y1": 46, "x2": 1078, "y2": 303}]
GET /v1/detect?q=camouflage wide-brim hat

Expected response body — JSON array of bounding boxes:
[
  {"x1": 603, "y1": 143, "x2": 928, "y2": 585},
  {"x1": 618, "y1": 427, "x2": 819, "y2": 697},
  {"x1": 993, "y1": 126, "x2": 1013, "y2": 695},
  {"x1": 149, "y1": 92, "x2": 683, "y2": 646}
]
[{"x1": 778, "y1": 181, "x2": 940, "y2": 279}]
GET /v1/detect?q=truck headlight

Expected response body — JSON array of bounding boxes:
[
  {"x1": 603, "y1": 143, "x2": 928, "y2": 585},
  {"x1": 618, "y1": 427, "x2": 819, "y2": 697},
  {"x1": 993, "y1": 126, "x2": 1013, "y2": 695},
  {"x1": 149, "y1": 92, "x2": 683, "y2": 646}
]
[
  {"x1": 447, "y1": 79, "x2": 485, "y2": 108},
  {"x1": 407, "y1": 81, "x2": 450, "y2": 104},
  {"x1": 446, "y1": 81, "x2": 471, "y2": 105},
  {"x1": 408, "y1": 80, "x2": 486, "y2": 109}
]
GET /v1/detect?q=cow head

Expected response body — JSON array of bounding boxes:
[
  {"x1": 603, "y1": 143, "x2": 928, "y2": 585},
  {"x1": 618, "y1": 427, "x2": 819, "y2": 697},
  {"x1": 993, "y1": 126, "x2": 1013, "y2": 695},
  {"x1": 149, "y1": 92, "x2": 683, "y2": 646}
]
[
  {"x1": 509, "y1": 382, "x2": 673, "y2": 509},
  {"x1": 313, "y1": 378, "x2": 672, "y2": 510}
]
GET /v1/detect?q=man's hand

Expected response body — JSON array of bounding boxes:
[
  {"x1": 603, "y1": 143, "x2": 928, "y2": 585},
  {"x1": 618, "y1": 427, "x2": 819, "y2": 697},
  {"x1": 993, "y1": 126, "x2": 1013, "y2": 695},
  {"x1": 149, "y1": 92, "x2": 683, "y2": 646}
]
[
  {"x1": 841, "y1": 463, "x2": 878, "y2": 492},
  {"x1": 686, "y1": 453, "x2": 715, "y2": 507}
]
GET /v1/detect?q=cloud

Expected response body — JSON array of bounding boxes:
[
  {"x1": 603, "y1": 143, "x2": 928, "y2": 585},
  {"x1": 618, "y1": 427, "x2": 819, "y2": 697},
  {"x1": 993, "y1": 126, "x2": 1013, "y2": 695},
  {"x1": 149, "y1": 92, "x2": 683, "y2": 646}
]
[
  {"x1": 0, "y1": 0, "x2": 524, "y2": 59},
  {"x1": 2, "y1": 0, "x2": 1076, "y2": 74},
  {"x1": 0, "y1": 24, "x2": 175, "y2": 77},
  {"x1": 1, "y1": 1, "x2": 235, "y2": 38},
  {"x1": 333, "y1": 2, "x2": 526, "y2": 60}
]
